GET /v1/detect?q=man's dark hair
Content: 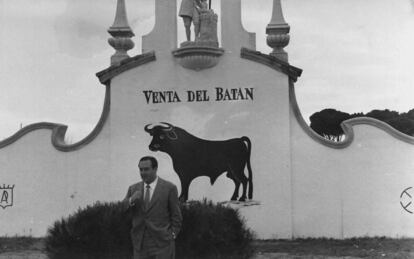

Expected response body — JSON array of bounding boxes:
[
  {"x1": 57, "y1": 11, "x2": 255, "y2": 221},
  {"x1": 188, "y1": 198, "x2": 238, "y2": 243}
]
[{"x1": 139, "y1": 156, "x2": 158, "y2": 169}]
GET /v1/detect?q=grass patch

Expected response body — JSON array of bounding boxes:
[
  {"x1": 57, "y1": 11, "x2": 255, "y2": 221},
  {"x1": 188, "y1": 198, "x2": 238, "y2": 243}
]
[
  {"x1": 0, "y1": 236, "x2": 44, "y2": 253},
  {"x1": 1, "y1": 236, "x2": 413, "y2": 258},
  {"x1": 254, "y1": 237, "x2": 414, "y2": 258}
]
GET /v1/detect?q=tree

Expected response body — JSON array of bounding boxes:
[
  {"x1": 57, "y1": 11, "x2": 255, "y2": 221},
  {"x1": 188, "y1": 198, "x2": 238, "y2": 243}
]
[
  {"x1": 386, "y1": 117, "x2": 414, "y2": 136},
  {"x1": 309, "y1": 108, "x2": 414, "y2": 140},
  {"x1": 309, "y1": 109, "x2": 351, "y2": 142},
  {"x1": 365, "y1": 109, "x2": 399, "y2": 121},
  {"x1": 400, "y1": 109, "x2": 414, "y2": 120}
]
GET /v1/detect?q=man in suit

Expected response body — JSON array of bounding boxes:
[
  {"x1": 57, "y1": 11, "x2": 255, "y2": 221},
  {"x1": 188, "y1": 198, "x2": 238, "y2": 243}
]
[{"x1": 123, "y1": 156, "x2": 182, "y2": 259}]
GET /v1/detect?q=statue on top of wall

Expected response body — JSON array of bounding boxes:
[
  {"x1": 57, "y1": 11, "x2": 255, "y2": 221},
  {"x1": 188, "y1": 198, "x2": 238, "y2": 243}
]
[{"x1": 179, "y1": 0, "x2": 219, "y2": 48}]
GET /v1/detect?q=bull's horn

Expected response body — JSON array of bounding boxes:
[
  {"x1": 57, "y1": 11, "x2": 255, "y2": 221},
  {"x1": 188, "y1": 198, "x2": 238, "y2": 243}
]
[
  {"x1": 160, "y1": 122, "x2": 174, "y2": 131},
  {"x1": 144, "y1": 124, "x2": 153, "y2": 133}
]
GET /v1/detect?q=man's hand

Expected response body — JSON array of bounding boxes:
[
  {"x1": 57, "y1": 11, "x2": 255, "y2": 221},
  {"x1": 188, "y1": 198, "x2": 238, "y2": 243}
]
[{"x1": 129, "y1": 191, "x2": 142, "y2": 206}]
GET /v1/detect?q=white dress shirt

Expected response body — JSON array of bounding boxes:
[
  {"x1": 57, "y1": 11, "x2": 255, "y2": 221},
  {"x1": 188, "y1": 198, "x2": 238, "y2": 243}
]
[
  {"x1": 144, "y1": 176, "x2": 158, "y2": 202},
  {"x1": 129, "y1": 176, "x2": 159, "y2": 206}
]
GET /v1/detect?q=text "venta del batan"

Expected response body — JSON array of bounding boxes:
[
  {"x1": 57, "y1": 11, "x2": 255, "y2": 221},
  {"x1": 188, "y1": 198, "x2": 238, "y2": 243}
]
[{"x1": 142, "y1": 87, "x2": 254, "y2": 104}]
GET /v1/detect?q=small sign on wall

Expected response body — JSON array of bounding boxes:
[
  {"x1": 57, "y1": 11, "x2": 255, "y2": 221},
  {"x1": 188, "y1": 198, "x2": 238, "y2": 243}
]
[{"x1": 0, "y1": 184, "x2": 14, "y2": 209}]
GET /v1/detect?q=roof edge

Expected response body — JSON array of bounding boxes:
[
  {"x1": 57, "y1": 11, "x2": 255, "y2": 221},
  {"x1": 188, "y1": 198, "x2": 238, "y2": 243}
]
[
  {"x1": 240, "y1": 48, "x2": 302, "y2": 82},
  {"x1": 96, "y1": 51, "x2": 156, "y2": 84},
  {"x1": 0, "y1": 83, "x2": 111, "y2": 152}
]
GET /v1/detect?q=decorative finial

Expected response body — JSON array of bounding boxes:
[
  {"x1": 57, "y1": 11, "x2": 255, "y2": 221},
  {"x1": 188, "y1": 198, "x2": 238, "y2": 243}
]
[
  {"x1": 266, "y1": 0, "x2": 290, "y2": 62},
  {"x1": 108, "y1": 0, "x2": 135, "y2": 66}
]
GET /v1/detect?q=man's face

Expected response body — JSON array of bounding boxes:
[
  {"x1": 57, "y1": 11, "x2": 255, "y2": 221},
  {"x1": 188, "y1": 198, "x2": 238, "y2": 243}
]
[{"x1": 138, "y1": 160, "x2": 157, "y2": 184}]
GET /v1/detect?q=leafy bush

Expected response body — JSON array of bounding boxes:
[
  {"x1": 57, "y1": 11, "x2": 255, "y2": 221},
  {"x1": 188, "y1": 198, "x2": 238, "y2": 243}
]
[
  {"x1": 45, "y1": 202, "x2": 132, "y2": 259},
  {"x1": 45, "y1": 199, "x2": 254, "y2": 259},
  {"x1": 177, "y1": 199, "x2": 255, "y2": 259}
]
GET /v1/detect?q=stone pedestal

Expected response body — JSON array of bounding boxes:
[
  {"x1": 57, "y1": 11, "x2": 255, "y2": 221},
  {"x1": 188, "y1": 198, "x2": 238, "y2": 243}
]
[{"x1": 196, "y1": 11, "x2": 219, "y2": 48}]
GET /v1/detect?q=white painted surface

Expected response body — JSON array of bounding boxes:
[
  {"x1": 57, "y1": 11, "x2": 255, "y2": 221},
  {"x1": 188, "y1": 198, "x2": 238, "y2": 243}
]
[
  {"x1": 290, "y1": 106, "x2": 414, "y2": 238},
  {"x1": 2, "y1": 47, "x2": 413, "y2": 238},
  {"x1": 0, "y1": 125, "x2": 111, "y2": 236},
  {"x1": 0, "y1": 41, "x2": 295, "y2": 239}
]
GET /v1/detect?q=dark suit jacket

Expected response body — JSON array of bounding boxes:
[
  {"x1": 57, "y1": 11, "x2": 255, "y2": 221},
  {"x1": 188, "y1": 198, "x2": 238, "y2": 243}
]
[{"x1": 123, "y1": 177, "x2": 182, "y2": 250}]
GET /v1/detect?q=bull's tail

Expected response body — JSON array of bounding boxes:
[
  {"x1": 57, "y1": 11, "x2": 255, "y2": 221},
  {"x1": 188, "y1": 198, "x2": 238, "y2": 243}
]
[{"x1": 241, "y1": 136, "x2": 253, "y2": 200}]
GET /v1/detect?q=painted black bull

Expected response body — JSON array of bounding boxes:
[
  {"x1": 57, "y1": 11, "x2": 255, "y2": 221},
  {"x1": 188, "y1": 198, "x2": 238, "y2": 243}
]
[{"x1": 144, "y1": 122, "x2": 253, "y2": 202}]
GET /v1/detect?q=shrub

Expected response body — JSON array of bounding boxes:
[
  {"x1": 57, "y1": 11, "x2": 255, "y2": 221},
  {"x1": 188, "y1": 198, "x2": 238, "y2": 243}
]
[
  {"x1": 45, "y1": 202, "x2": 132, "y2": 259},
  {"x1": 177, "y1": 199, "x2": 255, "y2": 259},
  {"x1": 45, "y1": 199, "x2": 254, "y2": 259}
]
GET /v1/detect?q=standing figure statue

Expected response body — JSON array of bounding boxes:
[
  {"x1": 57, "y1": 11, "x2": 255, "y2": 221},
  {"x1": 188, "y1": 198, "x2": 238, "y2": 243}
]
[
  {"x1": 179, "y1": 0, "x2": 209, "y2": 42},
  {"x1": 193, "y1": 0, "x2": 209, "y2": 40}
]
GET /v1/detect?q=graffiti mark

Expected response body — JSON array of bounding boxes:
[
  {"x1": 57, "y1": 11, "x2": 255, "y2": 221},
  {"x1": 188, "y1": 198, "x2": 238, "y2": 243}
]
[{"x1": 400, "y1": 187, "x2": 413, "y2": 214}]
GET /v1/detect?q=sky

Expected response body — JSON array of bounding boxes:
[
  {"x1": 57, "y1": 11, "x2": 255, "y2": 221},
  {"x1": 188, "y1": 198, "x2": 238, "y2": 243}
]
[{"x1": 0, "y1": 0, "x2": 413, "y2": 142}]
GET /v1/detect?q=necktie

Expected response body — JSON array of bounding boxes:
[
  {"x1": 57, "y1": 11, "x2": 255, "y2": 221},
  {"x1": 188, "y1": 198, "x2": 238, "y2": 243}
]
[{"x1": 144, "y1": 184, "x2": 151, "y2": 210}]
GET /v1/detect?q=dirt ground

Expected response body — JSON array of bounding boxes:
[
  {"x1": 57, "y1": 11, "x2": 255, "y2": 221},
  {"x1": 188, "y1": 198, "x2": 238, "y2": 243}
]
[
  {"x1": 0, "y1": 251, "x2": 47, "y2": 259},
  {"x1": 0, "y1": 251, "x2": 414, "y2": 259},
  {"x1": 252, "y1": 239, "x2": 414, "y2": 259},
  {"x1": 0, "y1": 252, "x2": 370, "y2": 259},
  {"x1": 0, "y1": 252, "x2": 408, "y2": 259},
  {"x1": 1, "y1": 237, "x2": 413, "y2": 259}
]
